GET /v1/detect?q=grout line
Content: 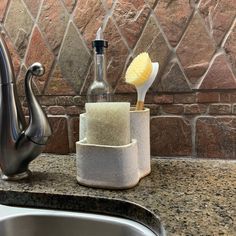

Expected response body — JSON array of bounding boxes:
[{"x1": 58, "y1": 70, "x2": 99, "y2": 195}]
[
  {"x1": 20, "y1": 0, "x2": 35, "y2": 22},
  {"x1": 1, "y1": 0, "x2": 11, "y2": 24},
  {"x1": 130, "y1": 4, "x2": 153, "y2": 52},
  {"x1": 174, "y1": 9, "x2": 197, "y2": 51},
  {"x1": 20, "y1": 0, "x2": 45, "y2": 94},
  {"x1": 72, "y1": 20, "x2": 92, "y2": 56},
  {"x1": 79, "y1": 62, "x2": 93, "y2": 95},
  {"x1": 151, "y1": 10, "x2": 174, "y2": 52},
  {"x1": 109, "y1": 16, "x2": 131, "y2": 54},
  {"x1": 33, "y1": 1, "x2": 63, "y2": 96},
  {"x1": 2, "y1": 1, "x2": 27, "y2": 66},
  {"x1": 22, "y1": 0, "x2": 45, "y2": 66},
  {"x1": 221, "y1": 17, "x2": 236, "y2": 48},
  {"x1": 57, "y1": 0, "x2": 79, "y2": 60},
  {"x1": 196, "y1": 49, "x2": 225, "y2": 90},
  {"x1": 35, "y1": 0, "x2": 71, "y2": 57},
  {"x1": 57, "y1": 20, "x2": 93, "y2": 95},
  {"x1": 116, "y1": 7, "x2": 162, "y2": 90},
  {"x1": 102, "y1": 0, "x2": 118, "y2": 29},
  {"x1": 42, "y1": 59, "x2": 58, "y2": 95},
  {"x1": 144, "y1": 0, "x2": 158, "y2": 9},
  {"x1": 103, "y1": 13, "x2": 131, "y2": 89}
]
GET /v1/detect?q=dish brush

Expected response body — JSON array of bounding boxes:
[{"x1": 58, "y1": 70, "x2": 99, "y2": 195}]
[{"x1": 125, "y1": 52, "x2": 159, "y2": 110}]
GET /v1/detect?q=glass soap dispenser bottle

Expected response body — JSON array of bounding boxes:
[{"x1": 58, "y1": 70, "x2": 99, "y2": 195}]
[{"x1": 87, "y1": 27, "x2": 113, "y2": 102}]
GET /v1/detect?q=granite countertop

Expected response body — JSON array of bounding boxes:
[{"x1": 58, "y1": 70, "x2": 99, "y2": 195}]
[{"x1": 0, "y1": 154, "x2": 235, "y2": 235}]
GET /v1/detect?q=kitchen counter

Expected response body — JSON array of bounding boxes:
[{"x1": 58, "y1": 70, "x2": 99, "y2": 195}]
[{"x1": 0, "y1": 154, "x2": 235, "y2": 235}]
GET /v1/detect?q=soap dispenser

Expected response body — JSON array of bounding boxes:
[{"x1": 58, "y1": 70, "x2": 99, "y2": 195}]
[{"x1": 87, "y1": 27, "x2": 113, "y2": 102}]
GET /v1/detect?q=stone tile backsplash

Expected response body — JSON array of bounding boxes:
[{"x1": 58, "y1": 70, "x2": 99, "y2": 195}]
[{"x1": 0, "y1": 0, "x2": 235, "y2": 158}]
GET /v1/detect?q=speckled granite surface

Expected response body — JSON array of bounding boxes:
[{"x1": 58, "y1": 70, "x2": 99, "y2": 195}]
[{"x1": 0, "y1": 154, "x2": 235, "y2": 235}]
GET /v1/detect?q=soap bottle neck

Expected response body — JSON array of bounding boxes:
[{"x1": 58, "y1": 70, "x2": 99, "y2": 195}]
[{"x1": 94, "y1": 51, "x2": 107, "y2": 83}]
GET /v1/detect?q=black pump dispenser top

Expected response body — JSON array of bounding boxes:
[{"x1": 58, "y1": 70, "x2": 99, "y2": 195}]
[
  {"x1": 92, "y1": 40, "x2": 108, "y2": 54},
  {"x1": 92, "y1": 27, "x2": 108, "y2": 54}
]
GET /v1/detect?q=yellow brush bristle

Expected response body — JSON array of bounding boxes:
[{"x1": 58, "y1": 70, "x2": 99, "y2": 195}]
[{"x1": 125, "y1": 52, "x2": 152, "y2": 87}]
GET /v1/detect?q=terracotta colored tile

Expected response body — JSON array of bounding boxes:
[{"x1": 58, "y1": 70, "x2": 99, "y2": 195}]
[
  {"x1": 44, "y1": 116, "x2": 70, "y2": 154},
  {"x1": 209, "y1": 104, "x2": 232, "y2": 115},
  {"x1": 45, "y1": 65, "x2": 76, "y2": 96},
  {"x1": 104, "y1": 17, "x2": 129, "y2": 89},
  {"x1": 55, "y1": 96, "x2": 74, "y2": 106},
  {"x1": 155, "y1": 0, "x2": 193, "y2": 46},
  {"x1": 151, "y1": 116, "x2": 192, "y2": 156},
  {"x1": 25, "y1": 27, "x2": 55, "y2": 93},
  {"x1": 197, "y1": 92, "x2": 219, "y2": 103},
  {"x1": 38, "y1": 96, "x2": 57, "y2": 106},
  {"x1": 184, "y1": 104, "x2": 207, "y2": 115},
  {"x1": 103, "y1": 0, "x2": 115, "y2": 9},
  {"x1": 113, "y1": 0, "x2": 150, "y2": 48},
  {"x1": 154, "y1": 94, "x2": 173, "y2": 104},
  {"x1": 66, "y1": 106, "x2": 80, "y2": 115},
  {"x1": 23, "y1": 0, "x2": 41, "y2": 18},
  {"x1": 220, "y1": 93, "x2": 231, "y2": 102},
  {"x1": 73, "y1": 96, "x2": 86, "y2": 107},
  {"x1": 176, "y1": 13, "x2": 216, "y2": 85},
  {"x1": 233, "y1": 104, "x2": 236, "y2": 114},
  {"x1": 196, "y1": 117, "x2": 236, "y2": 158},
  {"x1": 38, "y1": 0, "x2": 69, "y2": 52},
  {"x1": 113, "y1": 94, "x2": 137, "y2": 105},
  {"x1": 3, "y1": 34, "x2": 21, "y2": 77},
  {"x1": 145, "y1": 94, "x2": 155, "y2": 104},
  {"x1": 145, "y1": 104, "x2": 161, "y2": 115},
  {"x1": 146, "y1": 0, "x2": 158, "y2": 8},
  {"x1": 115, "y1": 80, "x2": 136, "y2": 94},
  {"x1": 134, "y1": 15, "x2": 171, "y2": 88},
  {"x1": 199, "y1": 54, "x2": 236, "y2": 89},
  {"x1": 62, "y1": 0, "x2": 77, "y2": 13},
  {"x1": 114, "y1": 57, "x2": 136, "y2": 94},
  {"x1": 73, "y1": 0, "x2": 106, "y2": 48},
  {"x1": 224, "y1": 23, "x2": 236, "y2": 76},
  {"x1": 0, "y1": 0, "x2": 8, "y2": 21},
  {"x1": 174, "y1": 93, "x2": 196, "y2": 104},
  {"x1": 230, "y1": 93, "x2": 236, "y2": 103},
  {"x1": 199, "y1": 0, "x2": 236, "y2": 45},
  {"x1": 48, "y1": 106, "x2": 66, "y2": 115},
  {"x1": 162, "y1": 104, "x2": 184, "y2": 114}
]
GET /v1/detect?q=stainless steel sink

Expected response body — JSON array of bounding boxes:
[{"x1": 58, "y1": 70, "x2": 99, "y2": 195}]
[{"x1": 0, "y1": 204, "x2": 161, "y2": 236}]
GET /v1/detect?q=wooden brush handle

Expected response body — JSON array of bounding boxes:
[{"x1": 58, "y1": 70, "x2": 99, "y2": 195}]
[{"x1": 135, "y1": 101, "x2": 144, "y2": 110}]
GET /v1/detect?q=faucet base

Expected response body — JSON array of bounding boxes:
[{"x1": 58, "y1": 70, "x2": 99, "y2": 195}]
[{"x1": 1, "y1": 170, "x2": 32, "y2": 181}]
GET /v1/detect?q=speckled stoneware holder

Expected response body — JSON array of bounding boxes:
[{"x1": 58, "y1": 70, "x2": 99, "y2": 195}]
[
  {"x1": 76, "y1": 139, "x2": 139, "y2": 189},
  {"x1": 76, "y1": 108, "x2": 151, "y2": 189}
]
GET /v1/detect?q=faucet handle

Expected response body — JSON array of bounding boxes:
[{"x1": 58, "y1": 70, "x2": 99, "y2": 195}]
[{"x1": 27, "y1": 62, "x2": 45, "y2": 77}]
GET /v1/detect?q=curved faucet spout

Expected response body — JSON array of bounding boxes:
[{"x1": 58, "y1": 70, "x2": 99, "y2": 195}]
[{"x1": 0, "y1": 33, "x2": 52, "y2": 180}]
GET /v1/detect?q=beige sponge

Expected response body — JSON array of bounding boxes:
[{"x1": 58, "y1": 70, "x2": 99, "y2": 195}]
[{"x1": 85, "y1": 102, "x2": 130, "y2": 146}]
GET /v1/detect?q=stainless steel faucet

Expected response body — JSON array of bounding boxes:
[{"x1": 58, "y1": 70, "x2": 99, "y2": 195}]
[{"x1": 0, "y1": 34, "x2": 52, "y2": 180}]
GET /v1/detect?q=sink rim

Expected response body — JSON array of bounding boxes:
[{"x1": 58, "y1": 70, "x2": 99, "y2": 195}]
[
  {"x1": 0, "y1": 204, "x2": 163, "y2": 236},
  {"x1": 0, "y1": 195, "x2": 166, "y2": 236}
]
